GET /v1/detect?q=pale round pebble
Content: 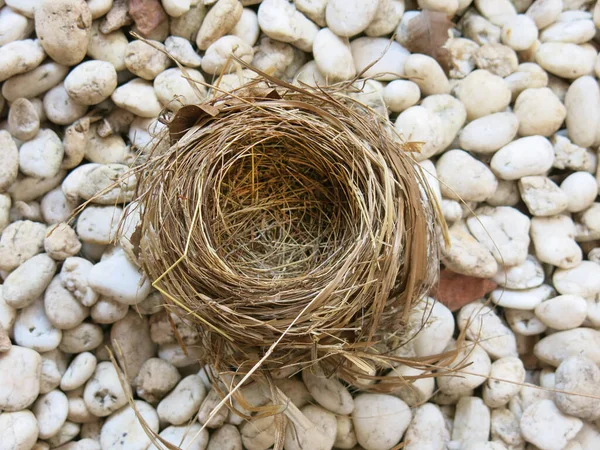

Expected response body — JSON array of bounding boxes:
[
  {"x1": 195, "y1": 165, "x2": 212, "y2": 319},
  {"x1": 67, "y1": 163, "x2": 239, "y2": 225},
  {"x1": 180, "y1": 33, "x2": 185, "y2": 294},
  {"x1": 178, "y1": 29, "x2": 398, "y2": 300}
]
[
  {"x1": 164, "y1": 36, "x2": 202, "y2": 67},
  {"x1": 526, "y1": 0, "x2": 563, "y2": 29},
  {"x1": 149, "y1": 424, "x2": 208, "y2": 450},
  {"x1": 514, "y1": 87, "x2": 566, "y2": 137},
  {"x1": 483, "y1": 357, "x2": 526, "y2": 408},
  {"x1": 535, "y1": 295, "x2": 588, "y2": 330},
  {"x1": 207, "y1": 424, "x2": 242, "y2": 450},
  {"x1": 352, "y1": 394, "x2": 412, "y2": 450},
  {"x1": 83, "y1": 361, "x2": 127, "y2": 417},
  {"x1": 530, "y1": 215, "x2": 582, "y2": 269},
  {"x1": 456, "y1": 70, "x2": 511, "y2": 120},
  {"x1": 438, "y1": 342, "x2": 491, "y2": 395},
  {"x1": 44, "y1": 223, "x2": 81, "y2": 261},
  {"x1": 394, "y1": 106, "x2": 443, "y2": 161},
  {"x1": 519, "y1": 175, "x2": 568, "y2": 216},
  {"x1": 88, "y1": 249, "x2": 151, "y2": 305},
  {"x1": 124, "y1": 40, "x2": 171, "y2": 80},
  {"x1": 459, "y1": 112, "x2": 519, "y2": 154},
  {"x1": 501, "y1": 14, "x2": 538, "y2": 50},
  {"x1": 34, "y1": 0, "x2": 92, "y2": 66},
  {"x1": 313, "y1": 28, "x2": 356, "y2": 81},
  {"x1": 61, "y1": 352, "x2": 97, "y2": 392},
  {"x1": 382, "y1": 80, "x2": 420, "y2": 113},
  {"x1": 100, "y1": 401, "x2": 159, "y2": 450},
  {"x1": 536, "y1": 42, "x2": 596, "y2": 79},
  {"x1": 457, "y1": 303, "x2": 518, "y2": 359},
  {"x1": 157, "y1": 375, "x2": 206, "y2": 425},
  {"x1": 3, "y1": 253, "x2": 57, "y2": 309},
  {"x1": 111, "y1": 78, "x2": 163, "y2": 118},
  {"x1": 2, "y1": 62, "x2": 69, "y2": 102},
  {"x1": 404, "y1": 54, "x2": 450, "y2": 96},
  {"x1": 436, "y1": 150, "x2": 498, "y2": 202},
  {"x1": 0, "y1": 345, "x2": 42, "y2": 411},
  {"x1": 87, "y1": 23, "x2": 127, "y2": 71},
  {"x1": 0, "y1": 410, "x2": 39, "y2": 450},
  {"x1": 535, "y1": 327, "x2": 600, "y2": 367},
  {"x1": 403, "y1": 403, "x2": 448, "y2": 450},
  {"x1": 19, "y1": 129, "x2": 64, "y2": 178},
  {"x1": 560, "y1": 171, "x2": 598, "y2": 213},
  {"x1": 520, "y1": 399, "x2": 583, "y2": 450},
  {"x1": 554, "y1": 356, "x2": 600, "y2": 420},
  {"x1": 196, "y1": 0, "x2": 242, "y2": 50},
  {"x1": 553, "y1": 261, "x2": 600, "y2": 297},
  {"x1": 64, "y1": 61, "x2": 118, "y2": 105},
  {"x1": 201, "y1": 35, "x2": 254, "y2": 75},
  {"x1": 325, "y1": 0, "x2": 379, "y2": 37},
  {"x1": 493, "y1": 255, "x2": 543, "y2": 289},
  {"x1": 44, "y1": 276, "x2": 89, "y2": 330},
  {"x1": 33, "y1": 389, "x2": 68, "y2": 439},
  {"x1": 452, "y1": 396, "x2": 491, "y2": 448},
  {"x1": 475, "y1": 43, "x2": 518, "y2": 77},
  {"x1": 7, "y1": 96, "x2": 39, "y2": 142},
  {"x1": 284, "y1": 404, "x2": 337, "y2": 450},
  {"x1": 133, "y1": 358, "x2": 180, "y2": 404},
  {"x1": 90, "y1": 297, "x2": 128, "y2": 324},
  {"x1": 231, "y1": 8, "x2": 259, "y2": 46},
  {"x1": 565, "y1": 76, "x2": 600, "y2": 148},
  {"x1": 491, "y1": 136, "x2": 555, "y2": 180},
  {"x1": 505, "y1": 308, "x2": 547, "y2": 335},
  {"x1": 76, "y1": 206, "x2": 122, "y2": 245},
  {"x1": 154, "y1": 68, "x2": 206, "y2": 110},
  {"x1": 350, "y1": 37, "x2": 409, "y2": 81},
  {"x1": 302, "y1": 369, "x2": 354, "y2": 415},
  {"x1": 59, "y1": 322, "x2": 104, "y2": 353}
]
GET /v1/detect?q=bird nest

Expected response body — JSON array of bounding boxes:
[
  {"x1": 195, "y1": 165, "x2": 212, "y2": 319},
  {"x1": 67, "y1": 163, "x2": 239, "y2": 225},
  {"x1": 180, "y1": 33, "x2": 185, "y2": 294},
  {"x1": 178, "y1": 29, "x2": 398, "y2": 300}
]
[{"x1": 126, "y1": 71, "x2": 446, "y2": 394}]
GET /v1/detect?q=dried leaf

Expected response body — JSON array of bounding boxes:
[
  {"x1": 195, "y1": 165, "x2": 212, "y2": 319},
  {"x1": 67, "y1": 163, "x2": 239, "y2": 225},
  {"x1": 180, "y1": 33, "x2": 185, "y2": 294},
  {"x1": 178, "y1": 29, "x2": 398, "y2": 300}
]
[
  {"x1": 167, "y1": 104, "x2": 219, "y2": 140},
  {"x1": 405, "y1": 9, "x2": 454, "y2": 74},
  {"x1": 431, "y1": 269, "x2": 497, "y2": 311}
]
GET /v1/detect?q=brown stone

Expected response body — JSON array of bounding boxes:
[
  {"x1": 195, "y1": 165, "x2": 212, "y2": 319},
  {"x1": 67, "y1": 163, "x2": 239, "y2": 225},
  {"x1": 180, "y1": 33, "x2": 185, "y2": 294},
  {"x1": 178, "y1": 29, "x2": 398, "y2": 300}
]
[
  {"x1": 128, "y1": 0, "x2": 168, "y2": 36},
  {"x1": 431, "y1": 269, "x2": 497, "y2": 311}
]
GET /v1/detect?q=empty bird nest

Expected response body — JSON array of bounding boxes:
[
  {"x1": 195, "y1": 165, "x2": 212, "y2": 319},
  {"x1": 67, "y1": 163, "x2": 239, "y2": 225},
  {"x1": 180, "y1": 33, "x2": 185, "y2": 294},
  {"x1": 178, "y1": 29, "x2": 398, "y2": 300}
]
[{"x1": 121, "y1": 66, "x2": 452, "y2": 416}]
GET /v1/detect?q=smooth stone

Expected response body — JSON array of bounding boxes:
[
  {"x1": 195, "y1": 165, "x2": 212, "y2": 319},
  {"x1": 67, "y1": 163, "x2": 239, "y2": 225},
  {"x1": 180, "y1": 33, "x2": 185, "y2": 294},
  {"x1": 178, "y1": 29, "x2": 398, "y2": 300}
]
[
  {"x1": 0, "y1": 410, "x2": 39, "y2": 450},
  {"x1": 302, "y1": 369, "x2": 354, "y2": 415},
  {"x1": 352, "y1": 394, "x2": 412, "y2": 450},
  {"x1": 554, "y1": 356, "x2": 600, "y2": 420},
  {"x1": 520, "y1": 399, "x2": 583, "y2": 450},
  {"x1": 0, "y1": 345, "x2": 42, "y2": 411},
  {"x1": 100, "y1": 401, "x2": 159, "y2": 450},
  {"x1": 534, "y1": 328, "x2": 600, "y2": 367},
  {"x1": 534, "y1": 295, "x2": 588, "y2": 330}
]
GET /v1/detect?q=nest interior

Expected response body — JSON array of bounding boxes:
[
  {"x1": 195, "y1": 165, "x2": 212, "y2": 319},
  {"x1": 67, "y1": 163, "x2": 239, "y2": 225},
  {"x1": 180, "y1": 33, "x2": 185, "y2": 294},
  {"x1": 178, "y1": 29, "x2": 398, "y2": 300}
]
[{"x1": 127, "y1": 73, "x2": 444, "y2": 388}]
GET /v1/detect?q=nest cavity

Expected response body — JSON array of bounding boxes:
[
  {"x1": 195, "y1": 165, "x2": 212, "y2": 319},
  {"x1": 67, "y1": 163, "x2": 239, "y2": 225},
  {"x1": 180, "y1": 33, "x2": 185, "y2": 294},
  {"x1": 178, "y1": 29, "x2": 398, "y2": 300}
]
[{"x1": 128, "y1": 74, "x2": 443, "y2": 386}]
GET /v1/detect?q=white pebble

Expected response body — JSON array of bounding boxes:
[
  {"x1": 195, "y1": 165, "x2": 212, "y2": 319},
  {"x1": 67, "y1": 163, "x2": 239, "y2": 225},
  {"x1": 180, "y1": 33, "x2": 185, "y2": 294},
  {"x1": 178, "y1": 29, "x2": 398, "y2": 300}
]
[
  {"x1": 230, "y1": 7, "x2": 259, "y2": 46},
  {"x1": 3, "y1": 253, "x2": 56, "y2": 309},
  {"x1": 554, "y1": 356, "x2": 600, "y2": 420},
  {"x1": 284, "y1": 404, "x2": 337, "y2": 450},
  {"x1": 526, "y1": 0, "x2": 563, "y2": 29},
  {"x1": 534, "y1": 327, "x2": 600, "y2": 367},
  {"x1": 459, "y1": 112, "x2": 519, "y2": 154},
  {"x1": 514, "y1": 87, "x2": 566, "y2": 136},
  {"x1": 535, "y1": 295, "x2": 588, "y2": 330},
  {"x1": 530, "y1": 215, "x2": 582, "y2": 269},
  {"x1": 325, "y1": 0, "x2": 379, "y2": 37},
  {"x1": 403, "y1": 403, "x2": 449, "y2": 450},
  {"x1": 83, "y1": 361, "x2": 127, "y2": 417},
  {"x1": 452, "y1": 397, "x2": 491, "y2": 448},
  {"x1": 0, "y1": 345, "x2": 42, "y2": 411},
  {"x1": 100, "y1": 401, "x2": 158, "y2": 450},
  {"x1": 61, "y1": 352, "x2": 97, "y2": 392},
  {"x1": 196, "y1": 0, "x2": 242, "y2": 50},
  {"x1": 565, "y1": 76, "x2": 600, "y2": 148},
  {"x1": 350, "y1": 37, "x2": 409, "y2": 81},
  {"x1": 125, "y1": 40, "x2": 171, "y2": 80},
  {"x1": 501, "y1": 14, "x2": 538, "y2": 50},
  {"x1": 490, "y1": 136, "x2": 555, "y2": 180},
  {"x1": 2, "y1": 62, "x2": 69, "y2": 102},
  {"x1": 442, "y1": 221, "x2": 498, "y2": 278},
  {"x1": 519, "y1": 176, "x2": 568, "y2": 216},
  {"x1": 19, "y1": 129, "x2": 64, "y2": 179},
  {"x1": 482, "y1": 357, "x2": 525, "y2": 408},
  {"x1": 436, "y1": 150, "x2": 497, "y2": 202},
  {"x1": 438, "y1": 342, "x2": 491, "y2": 395},
  {"x1": 154, "y1": 68, "x2": 206, "y2": 110},
  {"x1": 536, "y1": 42, "x2": 596, "y2": 79},
  {"x1": 352, "y1": 394, "x2": 412, "y2": 450},
  {"x1": 0, "y1": 38, "x2": 45, "y2": 83},
  {"x1": 257, "y1": 0, "x2": 317, "y2": 51},
  {"x1": 60, "y1": 257, "x2": 98, "y2": 307},
  {"x1": 157, "y1": 375, "x2": 206, "y2": 425},
  {"x1": 0, "y1": 410, "x2": 39, "y2": 450},
  {"x1": 0, "y1": 6, "x2": 33, "y2": 46},
  {"x1": 394, "y1": 106, "x2": 443, "y2": 161},
  {"x1": 383, "y1": 80, "x2": 420, "y2": 113},
  {"x1": 520, "y1": 399, "x2": 582, "y2": 450},
  {"x1": 540, "y1": 12, "x2": 596, "y2": 44},
  {"x1": 201, "y1": 35, "x2": 253, "y2": 75},
  {"x1": 493, "y1": 255, "x2": 543, "y2": 289},
  {"x1": 313, "y1": 28, "x2": 356, "y2": 81},
  {"x1": 560, "y1": 171, "x2": 598, "y2": 213},
  {"x1": 302, "y1": 369, "x2": 353, "y2": 415},
  {"x1": 457, "y1": 303, "x2": 518, "y2": 359},
  {"x1": 33, "y1": 389, "x2": 68, "y2": 439},
  {"x1": 404, "y1": 54, "x2": 450, "y2": 96},
  {"x1": 456, "y1": 70, "x2": 511, "y2": 120},
  {"x1": 58, "y1": 322, "x2": 103, "y2": 353},
  {"x1": 88, "y1": 249, "x2": 151, "y2": 305},
  {"x1": 164, "y1": 36, "x2": 202, "y2": 67},
  {"x1": 64, "y1": 61, "x2": 117, "y2": 105},
  {"x1": 0, "y1": 130, "x2": 19, "y2": 191},
  {"x1": 44, "y1": 276, "x2": 89, "y2": 330},
  {"x1": 149, "y1": 424, "x2": 208, "y2": 450},
  {"x1": 111, "y1": 78, "x2": 163, "y2": 118}
]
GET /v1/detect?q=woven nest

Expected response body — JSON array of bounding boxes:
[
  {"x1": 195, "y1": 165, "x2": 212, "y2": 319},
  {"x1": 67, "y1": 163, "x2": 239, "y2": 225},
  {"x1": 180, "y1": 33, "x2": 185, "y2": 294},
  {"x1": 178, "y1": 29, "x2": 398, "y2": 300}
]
[{"x1": 126, "y1": 69, "x2": 446, "y2": 392}]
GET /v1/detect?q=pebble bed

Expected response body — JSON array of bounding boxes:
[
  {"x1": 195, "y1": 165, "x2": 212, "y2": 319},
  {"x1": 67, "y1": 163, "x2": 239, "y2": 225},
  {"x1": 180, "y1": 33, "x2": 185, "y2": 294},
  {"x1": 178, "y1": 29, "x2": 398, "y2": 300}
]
[{"x1": 1, "y1": 0, "x2": 600, "y2": 449}]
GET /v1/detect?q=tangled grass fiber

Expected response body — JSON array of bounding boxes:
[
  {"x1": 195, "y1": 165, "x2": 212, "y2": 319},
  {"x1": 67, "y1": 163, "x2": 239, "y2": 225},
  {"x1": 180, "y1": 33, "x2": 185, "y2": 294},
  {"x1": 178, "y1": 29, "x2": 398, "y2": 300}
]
[{"x1": 121, "y1": 65, "x2": 456, "y2": 446}]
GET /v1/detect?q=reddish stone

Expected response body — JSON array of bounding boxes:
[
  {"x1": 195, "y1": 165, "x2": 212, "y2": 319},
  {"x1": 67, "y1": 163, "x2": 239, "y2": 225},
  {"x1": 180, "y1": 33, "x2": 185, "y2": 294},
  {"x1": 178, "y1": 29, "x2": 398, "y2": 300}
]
[
  {"x1": 431, "y1": 269, "x2": 497, "y2": 312},
  {"x1": 129, "y1": 0, "x2": 168, "y2": 36}
]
